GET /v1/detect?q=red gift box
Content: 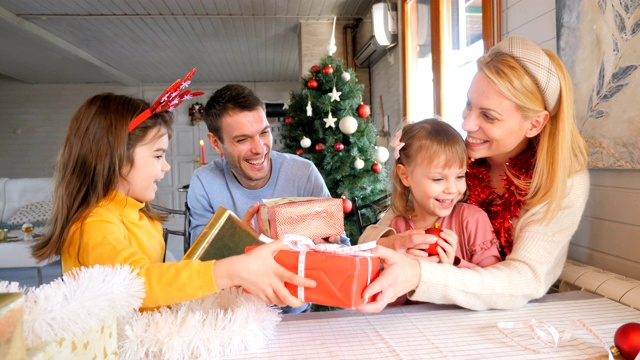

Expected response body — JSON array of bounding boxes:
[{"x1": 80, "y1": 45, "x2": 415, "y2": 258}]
[
  {"x1": 246, "y1": 246, "x2": 380, "y2": 309},
  {"x1": 257, "y1": 198, "x2": 344, "y2": 241}
]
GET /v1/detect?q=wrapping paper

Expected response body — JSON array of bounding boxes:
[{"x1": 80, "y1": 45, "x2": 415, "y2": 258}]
[
  {"x1": 0, "y1": 293, "x2": 25, "y2": 360},
  {"x1": 29, "y1": 317, "x2": 117, "y2": 360},
  {"x1": 184, "y1": 206, "x2": 259, "y2": 261},
  {"x1": 257, "y1": 197, "x2": 344, "y2": 240},
  {"x1": 246, "y1": 237, "x2": 379, "y2": 309}
]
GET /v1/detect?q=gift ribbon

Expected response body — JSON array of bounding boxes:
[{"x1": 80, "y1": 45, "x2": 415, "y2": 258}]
[
  {"x1": 496, "y1": 319, "x2": 614, "y2": 359},
  {"x1": 258, "y1": 234, "x2": 377, "y2": 302}
]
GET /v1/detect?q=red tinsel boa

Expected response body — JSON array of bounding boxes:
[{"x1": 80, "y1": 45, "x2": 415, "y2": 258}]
[{"x1": 466, "y1": 144, "x2": 536, "y2": 257}]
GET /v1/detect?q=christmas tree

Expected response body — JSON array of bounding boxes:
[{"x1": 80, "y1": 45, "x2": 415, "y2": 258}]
[{"x1": 280, "y1": 55, "x2": 390, "y2": 243}]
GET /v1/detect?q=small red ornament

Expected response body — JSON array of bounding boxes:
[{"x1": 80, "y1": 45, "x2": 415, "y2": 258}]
[
  {"x1": 285, "y1": 116, "x2": 293, "y2": 125},
  {"x1": 307, "y1": 78, "x2": 318, "y2": 89},
  {"x1": 342, "y1": 197, "x2": 353, "y2": 214},
  {"x1": 357, "y1": 103, "x2": 371, "y2": 118},
  {"x1": 310, "y1": 64, "x2": 320, "y2": 73},
  {"x1": 334, "y1": 142, "x2": 345, "y2": 152},
  {"x1": 295, "y1": 148, "x2": 304, "y2": 155},
  {"x1": 424, "y1": 223, "x2": 443, "y2": 255},
  {"x1": 371, "y1": 161, "x2": 382, "y2": 173},
  {"x1": 611, "y1": 322, "x2": 640, "y2": 360},
  {"x1": 315, "y1": 143, "x2": 325, "y2": 152},
  {"x1": 322, "y1": 65, "x2": 334, "y2": 75}
]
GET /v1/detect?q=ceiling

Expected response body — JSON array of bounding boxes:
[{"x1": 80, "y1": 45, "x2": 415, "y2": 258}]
[{"x1": 0, "y1": 0, "x2": 376, "y2": 85}]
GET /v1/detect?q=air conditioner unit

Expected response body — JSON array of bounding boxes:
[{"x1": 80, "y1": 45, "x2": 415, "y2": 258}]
[{"x1": 354, "y1": 2, "x2": 397, "y2": 68}]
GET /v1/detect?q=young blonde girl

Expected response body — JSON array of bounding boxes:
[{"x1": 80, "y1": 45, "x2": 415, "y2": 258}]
[
  {"x1": 387, "y1": 118, "x2": 501, "y2": 269},
  {"x1": 32, "y1": 73, "x2": 314, "y2": 311}
]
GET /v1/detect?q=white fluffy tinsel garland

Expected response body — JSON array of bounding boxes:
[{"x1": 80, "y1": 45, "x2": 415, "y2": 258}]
[
  {"x1": 119, "y1": 287, "x2": 281, "y2": 360},
  {"x1": 1, "y1": 266, "x2": 282, "y2": 359},
  {"x1": 0, "y1": 264, "x2": 144, "y2": 349}
]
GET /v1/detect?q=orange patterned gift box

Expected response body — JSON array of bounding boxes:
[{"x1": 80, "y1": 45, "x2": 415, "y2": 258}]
[
  {"x1": 257, "y1": 197, "x2": 344, "y2": 241},
  {"x1": 246, "y1": 246, "x2": 380, "y2": 309}
]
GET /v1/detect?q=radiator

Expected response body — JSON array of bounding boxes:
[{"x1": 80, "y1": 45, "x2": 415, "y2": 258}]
[{"x1": 559, "y1": 259, "x2": 640, "y2": 310}]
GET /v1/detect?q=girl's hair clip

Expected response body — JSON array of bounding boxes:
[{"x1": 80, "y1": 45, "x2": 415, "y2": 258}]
[
  {"x1": 389, "y1": 129, "x2": 405, "y2": 160},
  {"x1": 128, "y1": 68, "x2": 205, "y2": 132}
]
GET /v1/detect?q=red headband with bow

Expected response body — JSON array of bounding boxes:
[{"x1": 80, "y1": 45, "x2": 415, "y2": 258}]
[{"x1": 128, "y1": 68, "x2": 205, "y2": 132}]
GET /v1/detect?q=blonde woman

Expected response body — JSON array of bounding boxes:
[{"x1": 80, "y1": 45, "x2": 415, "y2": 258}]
[{"x1": 357, "y1": 36, "x2": 589, "y2": 312}]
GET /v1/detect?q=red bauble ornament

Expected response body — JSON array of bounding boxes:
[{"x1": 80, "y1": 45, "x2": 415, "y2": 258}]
[
  {"x1": 357, "y1": 103, "x2": 371, "y2": 118},
  {"x1": 334, "y1": 142, "x2": 345, "y2": 152},
  {"x1": 315, "y1": 143, "x2": 325, "y2": 152},
  {"x1": 322, "y1": 65, "x2": 334, "y2": 75},
  {"x1": 295, "y1": 148, "x2": 303, "y2": 155},
  {"x1": 611, "y1": 322, "x2": 640, "y2": 360},
  {"x1": 371, "y1": 161, "x2": 382, "y2": 173},
  {"x1": 424, "y1": 224, "x2": 443, "y2": 255},
  {"x1": 342, "y1": 197, "x2": 353, "y2": 214},
  {"x1": 285, "y1": 116, "x2": 293, "y2": 125},
  {"x1": 310, "y1": 64, "x2": 320, "y2": 73},
  {"x1": 307, "y1": 78, "x2": 318, "y2": 89}
]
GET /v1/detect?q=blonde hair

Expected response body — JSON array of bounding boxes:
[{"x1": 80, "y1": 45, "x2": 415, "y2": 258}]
[
  {"x1": 32, "y1": 93, "x2": 173, "y2": 262},
  {"x1": 477, "y1": 50, "x2": 588, "y2": 221},
  {"x1": 390, "y1": 119, "x2": 468, "y2": 218}
]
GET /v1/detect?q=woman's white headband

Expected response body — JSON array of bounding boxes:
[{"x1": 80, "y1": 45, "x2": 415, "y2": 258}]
[{"x1": 489, "y1": 36, "x2": 561, "y2": 114}]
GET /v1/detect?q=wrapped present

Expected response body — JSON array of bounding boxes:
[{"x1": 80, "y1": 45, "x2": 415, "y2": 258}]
[
  {"x1": 0, "y1": 293, "x2": 25, "y2": 360},
  {"x1": 246, "y1": 237, "x2": 379, "y2": 309},
  {"x1": 184, "y1": 206, "x2": 259, "y2": 261},
  {"x1": 257, "y1": 197, "x2": 344, "y2": 241}
]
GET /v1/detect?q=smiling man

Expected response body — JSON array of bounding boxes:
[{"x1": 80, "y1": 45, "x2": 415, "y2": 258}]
[
  {"x1": 188, "y1": 84, "x2": 331, "y2": 243},
  {"x1": 187, "y1": 84, "x2": 334, "y2": 313}
]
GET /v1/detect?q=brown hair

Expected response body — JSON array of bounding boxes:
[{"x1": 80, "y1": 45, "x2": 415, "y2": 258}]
[
  {"x1": 477, "y1": 49, "x2": 588, "y2": 221},
  {"x1": 203, "y1": 84, "x2": 265, "y2": 142},
  {"x1": 390, "y1": 118, "x2": 468, "y2": 218},
  {"x1": 32, "y1": 93, "x2": 173, "y2": 262}
]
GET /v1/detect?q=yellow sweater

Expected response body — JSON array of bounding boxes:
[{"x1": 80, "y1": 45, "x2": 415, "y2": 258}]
[{"x1": 61, "y1": 192, "x2": 217, "y2": 310}]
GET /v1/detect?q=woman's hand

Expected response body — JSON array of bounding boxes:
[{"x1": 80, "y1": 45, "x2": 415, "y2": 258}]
[
  {"x1": 213, "y1": 240, "x2": 316, "y2": 308},
  {"x1": 407, "y1": 228, "x2": 458, "y2": 265},
  {"x1": 378, "y1": 229, "x2": 440, "y2": 254},
  {"x1": 356, "y1": 246, "x2": 421, "y2": 313}
]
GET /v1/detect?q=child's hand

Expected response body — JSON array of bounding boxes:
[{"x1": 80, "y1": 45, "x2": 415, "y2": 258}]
[
  {"x1": 407, "y1": 228, "x2": 458, "y2": 265},
  {"x1": 434, "y1": 228, "x2": 458, "y2": 265},
  {"x1": 378, "y1": 229, "x2": 440, "y2": 254},
  {"x1": 213, "y1": 241, "x2": 316, "y2": 307}
]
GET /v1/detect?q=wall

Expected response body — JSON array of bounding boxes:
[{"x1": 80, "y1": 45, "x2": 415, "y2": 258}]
[
  {"x1": 0, "y1": 80, "x2": 297, "y2": 178},
  {"x1": 502, "y1": 0, "x2": 640, "y2": 279},
  {"x1": 368, "y1": 1, "x2": 403, "y2": 154}
]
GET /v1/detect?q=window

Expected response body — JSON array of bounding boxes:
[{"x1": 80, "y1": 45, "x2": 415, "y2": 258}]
[{"x1": 403, "y1": 0, "x2": 500, "y2": 132}]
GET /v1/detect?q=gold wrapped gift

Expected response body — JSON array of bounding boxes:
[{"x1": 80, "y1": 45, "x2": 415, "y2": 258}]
[
  {"x1": 183, "y1": 206, "x2": 259, "y2": 261},
  {"x1": 0, "y1": 293, "x2": 26, "y2": 360}
]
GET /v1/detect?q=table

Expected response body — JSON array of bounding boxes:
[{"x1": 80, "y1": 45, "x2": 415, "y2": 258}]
[
  {"x1": 0, "y1": 241, "x2": 57, "y2": 285},
  {"x1": 227, "y1": 291, "x2": 640, "y2": 359}
]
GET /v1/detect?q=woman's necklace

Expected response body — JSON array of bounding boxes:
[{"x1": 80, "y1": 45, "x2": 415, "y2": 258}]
[{"x1": 466, "y1": 144, "x2": 536, "y2": 257}]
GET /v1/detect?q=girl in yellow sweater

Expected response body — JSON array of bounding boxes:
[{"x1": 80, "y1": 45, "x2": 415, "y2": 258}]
[{"x1": 33, "y1": 70, "x2": 314, "y2": 311}]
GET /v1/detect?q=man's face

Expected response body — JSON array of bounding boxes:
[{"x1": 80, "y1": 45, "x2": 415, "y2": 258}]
[{"x1": 208, "y1": 108, "x2": 273, "y2": 190}]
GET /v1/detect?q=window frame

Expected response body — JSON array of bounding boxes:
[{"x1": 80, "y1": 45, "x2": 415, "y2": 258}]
[{"x1": 402, "y1": 0, "x2": 501, "y2": 123}]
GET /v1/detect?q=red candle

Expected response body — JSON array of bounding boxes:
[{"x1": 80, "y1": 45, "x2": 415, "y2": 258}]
[{"x1": 200, "y1": 139, "x2": 206, "y2": 164}]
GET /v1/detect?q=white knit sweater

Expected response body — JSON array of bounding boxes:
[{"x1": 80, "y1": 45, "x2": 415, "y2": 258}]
[{"x1": 359, "y1": 170, "x2": 590, "y2": 310}]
